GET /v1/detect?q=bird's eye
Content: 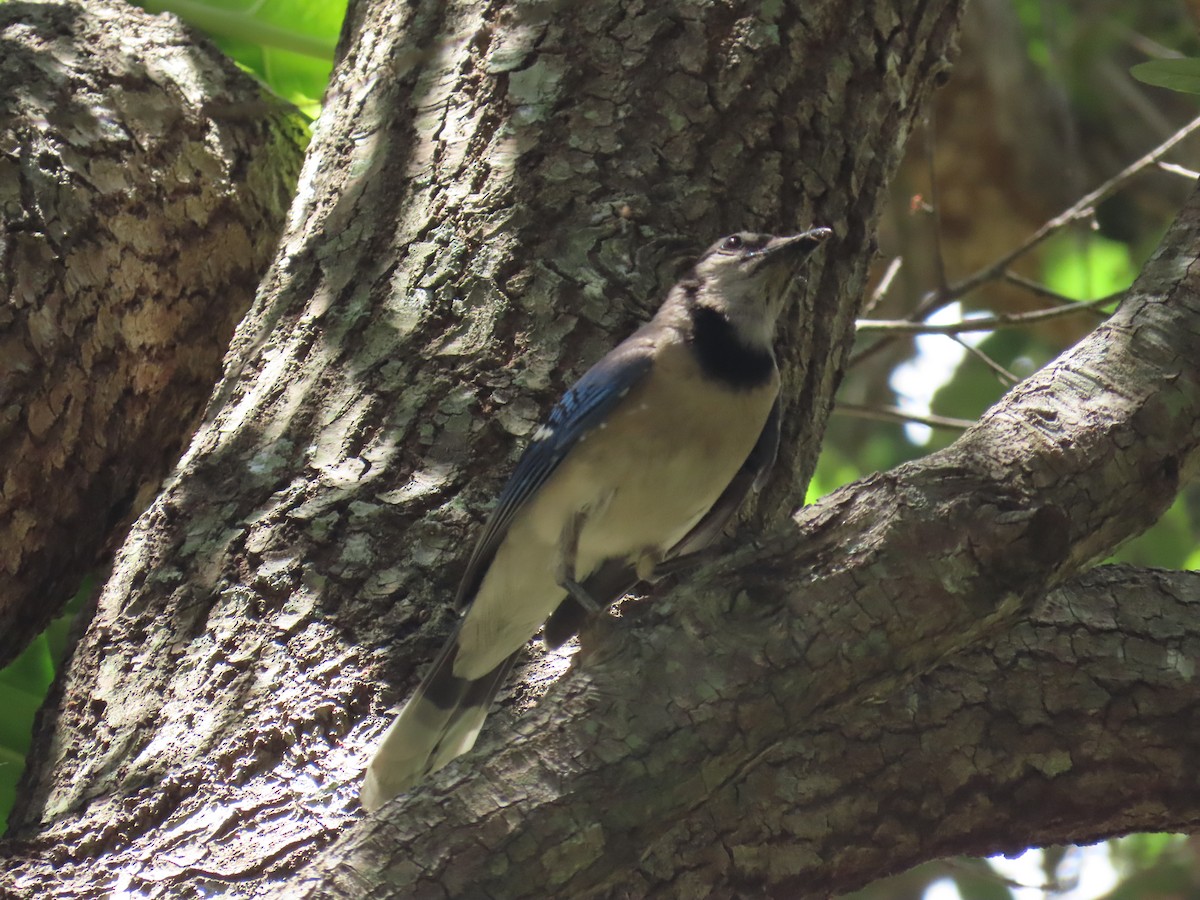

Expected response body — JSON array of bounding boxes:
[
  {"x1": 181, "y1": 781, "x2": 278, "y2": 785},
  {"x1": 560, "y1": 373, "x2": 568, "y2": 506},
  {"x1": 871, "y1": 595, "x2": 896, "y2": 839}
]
[{"x1": 721, "y1": 235, "x2": 743, "y2": 252}]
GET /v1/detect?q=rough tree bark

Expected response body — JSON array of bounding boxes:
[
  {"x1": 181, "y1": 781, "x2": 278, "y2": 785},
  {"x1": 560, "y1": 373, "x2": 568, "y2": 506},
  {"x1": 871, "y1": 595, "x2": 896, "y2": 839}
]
[
  {"x1": 0, "y1": 0, "x2": 305, "y2": 665},
  {"x1": 286, "y1": 182, "x2": 1200, "y2": 898},
  {"x1": 6, "y1": 0, "x2": 1198, "y2": 898}
]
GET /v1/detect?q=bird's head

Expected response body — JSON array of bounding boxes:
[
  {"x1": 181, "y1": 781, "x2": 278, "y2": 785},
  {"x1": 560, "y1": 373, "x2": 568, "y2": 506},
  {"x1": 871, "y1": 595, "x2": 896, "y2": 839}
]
[{"x1": 689, "y1": 227, "x2": 831, "y2": 348}]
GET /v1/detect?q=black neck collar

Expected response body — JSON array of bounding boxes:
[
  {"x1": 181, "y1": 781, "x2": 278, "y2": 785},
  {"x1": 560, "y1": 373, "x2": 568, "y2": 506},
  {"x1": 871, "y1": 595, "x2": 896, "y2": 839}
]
[{"x1": 686, "y1": 299, "x2": 775, "y2": 390}]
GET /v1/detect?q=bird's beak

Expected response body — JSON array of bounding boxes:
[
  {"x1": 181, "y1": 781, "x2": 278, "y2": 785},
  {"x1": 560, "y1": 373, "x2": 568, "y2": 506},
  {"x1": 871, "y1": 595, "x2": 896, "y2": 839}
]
[
  {"x1": 764, "y1": 227, "x2": 832, "y2": 261},
  {"x1": 746, "y1": 227, "x2": 831, "y2": 276}
]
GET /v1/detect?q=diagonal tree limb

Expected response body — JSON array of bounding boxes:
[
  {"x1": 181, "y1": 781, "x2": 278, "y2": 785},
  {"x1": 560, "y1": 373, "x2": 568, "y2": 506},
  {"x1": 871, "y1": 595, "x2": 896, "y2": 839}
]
[{"x1": 295, "y1": 181, "x2": 1200, "y2": 898}]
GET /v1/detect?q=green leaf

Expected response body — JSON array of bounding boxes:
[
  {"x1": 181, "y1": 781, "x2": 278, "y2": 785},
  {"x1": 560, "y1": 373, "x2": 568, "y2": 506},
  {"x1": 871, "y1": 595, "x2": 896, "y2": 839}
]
[
  {"x1": 805, "y1": 448, "x2": 862, "y2": 502},
  {"x1": 0, "y1": 742, "x2": 26, "y2": 828},
  {"x1": 0, "y1": 634, "x2": 54, "y2": 693},
  {"x1": 1131, "y1": 58, "x2": 1200, "y2": 96},
  {"x1": 132, "y1": 0, "x2": 348, "y2": 115},
  {"x1": 0, "y1": 640, "x2": 49, "y2": 832},
  {"x1": 1043, "y1": 231, "x2": 1136, "y2": 302},
  {"x1": 1111, "y1": 833, "x2": 1183, "y2": 872},
  {"x1": 0, "y1": 578, "x2": 94, "y2": 834},
  {"x1": 136, "y1": 0, "x2": 341, "y2": 60},
  {"x1": 1111, "y1": 486, "x2": 1200, "y2": 569},
  {"x1": 0, "y1": 682, "x2": 42, "y2": 755}
]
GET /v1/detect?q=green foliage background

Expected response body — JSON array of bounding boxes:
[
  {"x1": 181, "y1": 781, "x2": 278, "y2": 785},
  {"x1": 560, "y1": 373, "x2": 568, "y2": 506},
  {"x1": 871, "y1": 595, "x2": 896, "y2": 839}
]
[{"x1": 140, "y1": 0, "x2": 345, "y2": 118}]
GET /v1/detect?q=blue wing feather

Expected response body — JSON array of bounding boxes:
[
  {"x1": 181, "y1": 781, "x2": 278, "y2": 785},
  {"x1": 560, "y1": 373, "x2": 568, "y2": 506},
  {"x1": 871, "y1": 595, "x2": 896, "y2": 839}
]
[{"x1": 454, "y1": 346, "x2": 655, "y2": 607}]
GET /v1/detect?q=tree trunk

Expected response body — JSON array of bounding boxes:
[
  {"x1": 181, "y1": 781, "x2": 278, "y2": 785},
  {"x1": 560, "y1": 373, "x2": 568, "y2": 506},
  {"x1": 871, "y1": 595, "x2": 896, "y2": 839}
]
[
  {"x1": 15, "y1": 0, "x2": 1197, "y2": 897},
  {"x1": 0, "y1": 0, "x2": 305, "y2": 665}
]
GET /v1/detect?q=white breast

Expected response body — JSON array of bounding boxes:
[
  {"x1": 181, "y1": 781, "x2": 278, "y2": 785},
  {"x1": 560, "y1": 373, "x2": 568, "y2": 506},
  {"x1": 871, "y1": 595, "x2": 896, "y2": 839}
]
[{"x1": 454, "y1": 339, "x2": 778, "y2": 680}]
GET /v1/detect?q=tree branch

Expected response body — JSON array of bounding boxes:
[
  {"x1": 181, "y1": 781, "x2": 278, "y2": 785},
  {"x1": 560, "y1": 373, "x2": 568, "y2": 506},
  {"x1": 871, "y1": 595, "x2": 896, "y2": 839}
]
[
  {"x1": 915, "y1": 112, "x2": 1200, "y2": 316},
  {"x1": 834, "y1": 402, "x2": 976, "y2": 431},
  {"x1": 857, "y1": 293, "x2": 1116, "y2": 336},
  {"x1": 289, "y1": 182, "x2": 1200, "y2": 896},
  {"x1": 0, "y1": 0, "x2": 304, "y2": 664}
]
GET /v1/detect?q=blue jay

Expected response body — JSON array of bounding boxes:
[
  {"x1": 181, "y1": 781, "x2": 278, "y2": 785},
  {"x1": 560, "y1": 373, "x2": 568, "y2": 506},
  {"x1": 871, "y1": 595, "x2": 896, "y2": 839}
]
[{"x1": 361, "y1": 227, "x2": 831, "y2": 810}]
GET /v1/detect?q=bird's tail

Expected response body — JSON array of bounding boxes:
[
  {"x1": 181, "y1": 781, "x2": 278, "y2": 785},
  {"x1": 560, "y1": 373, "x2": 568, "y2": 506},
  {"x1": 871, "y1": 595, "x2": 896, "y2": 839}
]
[{"x1": 360, "y1": 625, "x2": 518, "y2": 811}]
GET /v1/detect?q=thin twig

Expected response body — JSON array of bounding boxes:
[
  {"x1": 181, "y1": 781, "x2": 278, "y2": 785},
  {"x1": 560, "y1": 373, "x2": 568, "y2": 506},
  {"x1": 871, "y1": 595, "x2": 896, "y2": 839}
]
[
  {"x1": 834, "y1": 402, "x2": 976, "y2": 431},
  {"x1": 912, "y1": 112, "x2": 1200, "y2": 318},
  {"x1": 1098, "y1": 57, "x2": 1175, "y2": 140},
  {"x1": 1159, "y1": 161, "x2": 1200, "y2": 180},
  {"x1": 864, "y1": 256, "x2": 903, "y2": 316},
  {"x1": 1001, "y1": 271, "x2": 1118, "y2": 312},
  {"x1": 856, "y1": 293, "x2": 1118, "y2": 336},
  {"x1": 952, "y1": 335, "x2": 1018, "y2": 386},
  {"x1": 923, "y1": 108, "x2": 949, "y2": 296},
  {"x1": 1109, "y1": 20, "x2": 1183, "y2": 61},
  {"x1": 848, "y1": 115, "x2": 1195, "y2": 371}
]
